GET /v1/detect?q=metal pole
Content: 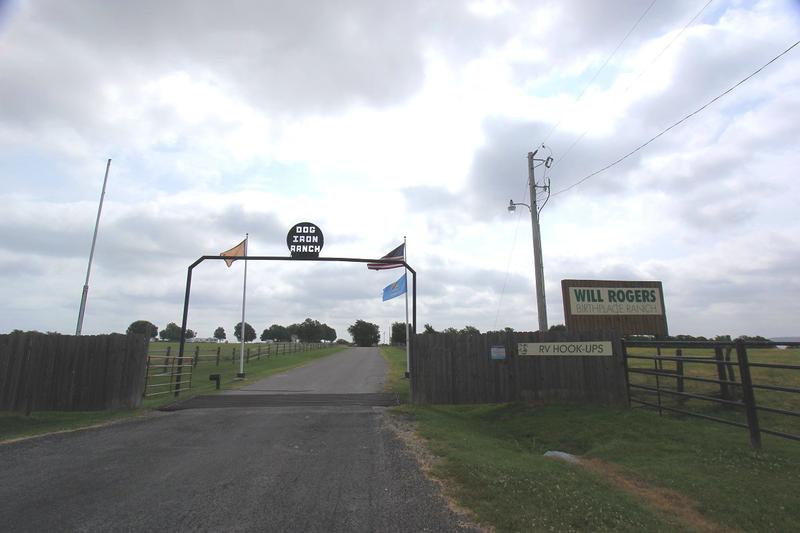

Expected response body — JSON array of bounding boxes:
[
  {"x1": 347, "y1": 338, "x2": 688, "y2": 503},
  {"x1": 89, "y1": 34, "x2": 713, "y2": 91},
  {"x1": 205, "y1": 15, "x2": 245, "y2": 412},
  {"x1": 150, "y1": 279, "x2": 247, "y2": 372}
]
[
  {"x1": 175, "y1": 259, "x2": 200, "y2": 396},
  {"x1": 528, "y1": 151, "x2": 548, "y2": 332},
  {"x1": 403, "y1": 236, "x2": 410, "y2": 378},
  {"x1": 238, "y1": 234, "x2": 248, "y2": 378},
  {"x1": 76, "y1": 158, "x2": 111, "y2": 335}
]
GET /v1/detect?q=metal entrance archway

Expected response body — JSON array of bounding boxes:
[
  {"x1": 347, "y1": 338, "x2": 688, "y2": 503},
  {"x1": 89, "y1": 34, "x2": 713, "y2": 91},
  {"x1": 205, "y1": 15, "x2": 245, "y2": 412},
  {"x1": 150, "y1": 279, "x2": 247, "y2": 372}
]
[{"x1": 174, "y1": 255, "x2": 416, "y2": 396}]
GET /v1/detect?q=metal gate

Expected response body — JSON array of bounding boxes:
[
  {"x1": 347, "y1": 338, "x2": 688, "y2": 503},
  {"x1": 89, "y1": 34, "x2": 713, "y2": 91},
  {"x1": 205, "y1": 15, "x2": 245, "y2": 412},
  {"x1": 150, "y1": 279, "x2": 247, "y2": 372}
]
[{"x1": 623, "y1": 338, "x2": 800, "y2": 447}]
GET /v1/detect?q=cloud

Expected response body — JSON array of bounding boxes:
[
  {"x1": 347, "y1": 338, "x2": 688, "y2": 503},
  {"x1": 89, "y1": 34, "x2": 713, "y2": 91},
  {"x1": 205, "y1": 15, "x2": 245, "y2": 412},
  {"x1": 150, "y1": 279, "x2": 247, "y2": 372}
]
[{"x1": 1, "y1": 0, "x2": 798, "y2": 341}]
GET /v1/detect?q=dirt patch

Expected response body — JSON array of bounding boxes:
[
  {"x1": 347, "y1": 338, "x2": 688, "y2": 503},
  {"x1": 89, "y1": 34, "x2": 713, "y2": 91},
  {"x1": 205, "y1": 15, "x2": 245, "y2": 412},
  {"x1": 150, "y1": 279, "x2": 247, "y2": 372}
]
[
  {"x1": 578, "y1": 457, "x2": 734, "y2": 533},
  {"x1": 383, "y1": 412, "x2": 490, "y2": 533}
]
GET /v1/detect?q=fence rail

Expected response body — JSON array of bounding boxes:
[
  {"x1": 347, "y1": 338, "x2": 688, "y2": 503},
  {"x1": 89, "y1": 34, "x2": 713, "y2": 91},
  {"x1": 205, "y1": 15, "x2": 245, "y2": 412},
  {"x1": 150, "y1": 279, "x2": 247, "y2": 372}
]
[
  {"x1": 143, "y1": 342, "x2": 328, "y2": 397},
  {"x1": 623, "y1": 339, "x2": 800, "y2": 448}
]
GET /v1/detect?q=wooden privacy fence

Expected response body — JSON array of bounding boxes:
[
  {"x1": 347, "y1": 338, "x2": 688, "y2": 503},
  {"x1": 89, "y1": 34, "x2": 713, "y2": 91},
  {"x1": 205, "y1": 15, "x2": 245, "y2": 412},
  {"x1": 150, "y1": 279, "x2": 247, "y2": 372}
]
[
  {"x1": 0, "y1": 332, "x2": 148, "y2": 412},
  {"x1": 410, "y1": 331, "x2": 627, "y2": 406}
]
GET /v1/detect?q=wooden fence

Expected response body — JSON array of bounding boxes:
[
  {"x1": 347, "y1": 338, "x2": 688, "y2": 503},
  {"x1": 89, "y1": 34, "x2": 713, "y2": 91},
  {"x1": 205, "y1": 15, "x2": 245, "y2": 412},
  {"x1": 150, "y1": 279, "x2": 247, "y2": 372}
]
[
  {"x1": 0, "y1": 332, "x2": 148, "y2": 412},
  {"x1": 410, "y1": 330, "x2": 627, "y2": 406}
]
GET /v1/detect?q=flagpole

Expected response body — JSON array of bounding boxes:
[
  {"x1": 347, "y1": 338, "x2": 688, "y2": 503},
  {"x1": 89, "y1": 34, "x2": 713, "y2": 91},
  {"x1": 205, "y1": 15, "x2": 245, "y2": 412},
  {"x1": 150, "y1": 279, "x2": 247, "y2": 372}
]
[
  {"x1": 403, "y1": 236, "x2": 410, "y2": 378},
  {"x1": 76, "y1": 158, "x2": 111, "y2": 335},
  {"x1": 238, "y1": 233, "x2": 248, "y2": 378}
]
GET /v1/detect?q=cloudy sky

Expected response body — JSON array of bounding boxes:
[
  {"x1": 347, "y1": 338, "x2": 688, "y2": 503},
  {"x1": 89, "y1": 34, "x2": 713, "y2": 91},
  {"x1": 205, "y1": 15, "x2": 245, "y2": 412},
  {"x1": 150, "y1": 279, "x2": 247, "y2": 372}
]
[{"x1": 1, "y1": 0, "x2": 798, "y2": 341}]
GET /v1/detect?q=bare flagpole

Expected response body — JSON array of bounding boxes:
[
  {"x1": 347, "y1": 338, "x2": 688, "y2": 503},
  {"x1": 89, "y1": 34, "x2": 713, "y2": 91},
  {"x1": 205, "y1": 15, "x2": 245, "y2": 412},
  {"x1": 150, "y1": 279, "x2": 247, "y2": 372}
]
[
  {"x1": 238, "y1": 234, "x2": 248, "y2": 378},
  {"x1": 76, "y1": 158, "x2": 111, "y2": 335},
  {"x1": 404, "y1": 236, "x2": 410, "y2": 378}
]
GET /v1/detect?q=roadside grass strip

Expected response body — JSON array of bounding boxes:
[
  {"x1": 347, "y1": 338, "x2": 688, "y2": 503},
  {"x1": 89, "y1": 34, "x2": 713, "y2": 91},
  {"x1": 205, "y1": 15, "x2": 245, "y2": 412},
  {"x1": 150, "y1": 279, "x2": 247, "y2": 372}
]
[
  {"x1": 0, "y1": 410, "x2": 139, "y2": 444},
  {"x1": 399, "y1": 403, "x2": 800, "y2": 532},
  {"x1": 379, "y1": 346, "x2": 410, "y2": 401},
  {"x1": 0, "y1": 344, "x2": 345, "y2": 442}
]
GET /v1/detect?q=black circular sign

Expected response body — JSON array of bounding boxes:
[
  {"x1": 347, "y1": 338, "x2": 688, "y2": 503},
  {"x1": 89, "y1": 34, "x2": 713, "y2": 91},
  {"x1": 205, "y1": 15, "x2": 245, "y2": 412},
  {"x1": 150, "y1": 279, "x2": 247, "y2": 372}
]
[{"x1": 286, "y1": 222, "x2": 324, "y2": 258}]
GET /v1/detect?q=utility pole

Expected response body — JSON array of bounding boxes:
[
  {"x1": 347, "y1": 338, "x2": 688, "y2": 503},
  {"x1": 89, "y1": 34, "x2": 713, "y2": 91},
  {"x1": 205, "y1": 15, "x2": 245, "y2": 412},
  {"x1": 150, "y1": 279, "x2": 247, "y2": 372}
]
[
  {"x1": 76, "y1": 158, "x2": 111, "y2": 335},
  {"x1": 528, "y1": 150, "x2": 548, "y2": 332}
]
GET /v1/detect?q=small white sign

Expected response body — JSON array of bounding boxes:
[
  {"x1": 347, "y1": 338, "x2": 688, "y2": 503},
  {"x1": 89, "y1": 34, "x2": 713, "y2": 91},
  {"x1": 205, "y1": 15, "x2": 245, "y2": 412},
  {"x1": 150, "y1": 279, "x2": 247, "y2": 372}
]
[
  {"x1": 490, "y1": 345, "x2": 506, "y2": 360},
  {"x1": 518, "y1": 341, "x2": 614, "y2": 356}
]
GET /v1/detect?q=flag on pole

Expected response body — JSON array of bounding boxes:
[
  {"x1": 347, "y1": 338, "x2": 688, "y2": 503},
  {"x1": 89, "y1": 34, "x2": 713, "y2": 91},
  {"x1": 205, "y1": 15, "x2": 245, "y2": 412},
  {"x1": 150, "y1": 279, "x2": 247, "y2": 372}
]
[
  {"x1": 368, "y1": 243, "x2": 405, "y2": 270},
  {"x1": 220, "y1": 239, "x2": 246, "y2": 267},
  {"x1": 382, "y1": 273, "x2": 407, "y2": 301}
]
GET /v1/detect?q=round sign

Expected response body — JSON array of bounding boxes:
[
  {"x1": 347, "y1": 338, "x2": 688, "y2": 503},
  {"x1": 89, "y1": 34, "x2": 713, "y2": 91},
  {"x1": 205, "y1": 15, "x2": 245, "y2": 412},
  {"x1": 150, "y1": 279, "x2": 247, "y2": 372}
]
[{"x1": 286, "y1": 222, "x2": 324, "y2": 258}]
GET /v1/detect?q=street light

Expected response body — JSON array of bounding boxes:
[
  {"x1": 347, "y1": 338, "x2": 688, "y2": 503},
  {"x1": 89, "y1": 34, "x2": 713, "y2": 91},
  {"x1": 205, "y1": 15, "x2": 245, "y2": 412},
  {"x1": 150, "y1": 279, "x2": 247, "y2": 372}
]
[
  {"x1": 508, "y1": 200, "x2": 530, "y2": 212},
  {"x1": 508, "y1": 148, "x2": 552, "y2": 332}
]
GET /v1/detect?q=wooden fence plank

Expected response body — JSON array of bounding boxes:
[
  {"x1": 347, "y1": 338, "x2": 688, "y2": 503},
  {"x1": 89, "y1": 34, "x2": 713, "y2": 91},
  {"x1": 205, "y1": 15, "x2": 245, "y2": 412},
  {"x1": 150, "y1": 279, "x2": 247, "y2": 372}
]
[{"x1": 0, "y1": 333, "x2": 148, "y2": 412}]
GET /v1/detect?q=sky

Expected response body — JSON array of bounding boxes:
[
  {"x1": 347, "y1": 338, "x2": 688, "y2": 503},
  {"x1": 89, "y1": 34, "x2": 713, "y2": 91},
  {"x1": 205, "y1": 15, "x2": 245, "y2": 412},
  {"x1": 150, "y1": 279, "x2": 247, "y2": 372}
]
[{"x1": 1, "y1": 0, "x2": 799, "y2": 341}]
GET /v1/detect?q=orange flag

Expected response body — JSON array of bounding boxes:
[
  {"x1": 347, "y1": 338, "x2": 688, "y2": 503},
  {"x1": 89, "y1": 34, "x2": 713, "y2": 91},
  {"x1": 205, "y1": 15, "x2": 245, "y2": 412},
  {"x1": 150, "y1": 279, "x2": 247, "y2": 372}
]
[{"x1": 220, "y1": 239, "x2": 246, "y2": 267}]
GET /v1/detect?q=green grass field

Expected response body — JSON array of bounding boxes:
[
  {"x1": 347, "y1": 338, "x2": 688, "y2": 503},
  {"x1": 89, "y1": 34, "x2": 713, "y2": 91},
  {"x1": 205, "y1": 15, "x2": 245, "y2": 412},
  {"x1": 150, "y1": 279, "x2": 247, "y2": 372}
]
[{"x1": 399, "y1": 402, "x2": 800, "y2": 532}]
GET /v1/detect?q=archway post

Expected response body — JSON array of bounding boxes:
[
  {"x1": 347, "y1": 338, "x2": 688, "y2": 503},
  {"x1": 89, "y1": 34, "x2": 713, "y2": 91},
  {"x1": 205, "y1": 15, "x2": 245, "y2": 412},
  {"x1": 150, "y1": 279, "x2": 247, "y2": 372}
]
[{"x1": 174, "y1": 256, "x2": 417, "y2": 396}]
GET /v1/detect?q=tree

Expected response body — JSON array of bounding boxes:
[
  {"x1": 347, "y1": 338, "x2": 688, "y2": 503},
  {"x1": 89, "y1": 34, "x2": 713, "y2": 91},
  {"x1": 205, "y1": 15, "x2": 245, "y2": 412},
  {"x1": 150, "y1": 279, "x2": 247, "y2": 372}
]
[
  {"x1": 234, "y1": 322, "x2": 257, "y2": 342},
  {"x1": 391, "y1": 322, "x2": 406, "y2": 344},
  {"x1": 442, "y1": 327, "x2": 458, "y2": 335},
  {"x1": 284, "y1": 318, "x2": 337, "y2": 342},
  {"x1": 460, "y1": 325, "x2": 480, "y2": 335},
  {"x1": 159, "y1": 322, "x2": 182, "y2": 341},
  {"x1": 296, "y1": 318, "x2": 323, "y2": 342},
  {"x1": 321, "y1": 324, "x2": 337, "y2": 342},
  {"x1": 348, "y1": 320, "x2": 380, "y2": 347},
  {"x1": 127, "y1": 320, "x2": 158, "y2": 339},
  {"x1": 185, "y1": 329, "x2": 196, "y2": 339},
  {"x1": 423, "y1": 323, "x2": 436, "y2": 334},
  {"x1": 214, "y1": 327, "x2": 226, "y2": 341},
  {"x1": 548, "y1": 324, "x2": 567, "y2": 332},
  {"x1": 264, "y1": 324, "x2": 290, "y2": 342}
]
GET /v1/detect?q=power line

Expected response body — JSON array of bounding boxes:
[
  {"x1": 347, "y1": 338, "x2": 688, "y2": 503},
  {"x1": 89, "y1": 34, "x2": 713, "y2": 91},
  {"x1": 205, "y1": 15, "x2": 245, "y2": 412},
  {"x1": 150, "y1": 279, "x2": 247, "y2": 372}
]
[
  {"x1": 554, "y1": 0, "x2": 715, "y2": 169},
  {"x1": 550, "y1": 38, "x2": 800, "y2": 199},
  {"x1": 541, "y1": 0, "x2": 659, "y2": 145}
]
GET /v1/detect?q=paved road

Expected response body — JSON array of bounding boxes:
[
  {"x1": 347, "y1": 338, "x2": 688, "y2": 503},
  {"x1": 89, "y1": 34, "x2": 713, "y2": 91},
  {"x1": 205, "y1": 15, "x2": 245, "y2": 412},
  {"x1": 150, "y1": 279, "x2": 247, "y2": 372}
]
[
  {"x1": 226, "y1": 345, "x2": 388, "y2": 394},
  {"x1": 0, "y1": 347, "x2": 475, "y2": 532}
]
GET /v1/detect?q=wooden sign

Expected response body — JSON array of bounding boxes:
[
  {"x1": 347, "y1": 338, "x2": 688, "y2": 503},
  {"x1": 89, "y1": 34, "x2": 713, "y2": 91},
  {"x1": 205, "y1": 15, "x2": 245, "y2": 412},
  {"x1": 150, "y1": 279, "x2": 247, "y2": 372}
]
[{"x1": 562, "y1": 279, "x2": 668, "y2": 336}]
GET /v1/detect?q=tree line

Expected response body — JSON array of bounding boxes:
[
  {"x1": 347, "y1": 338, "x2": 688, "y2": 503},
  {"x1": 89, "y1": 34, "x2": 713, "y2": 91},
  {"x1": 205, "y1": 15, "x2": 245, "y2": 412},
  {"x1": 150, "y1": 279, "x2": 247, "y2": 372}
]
[{"x1": 125, "y1": 318, "x2": 337, "y2": 343}]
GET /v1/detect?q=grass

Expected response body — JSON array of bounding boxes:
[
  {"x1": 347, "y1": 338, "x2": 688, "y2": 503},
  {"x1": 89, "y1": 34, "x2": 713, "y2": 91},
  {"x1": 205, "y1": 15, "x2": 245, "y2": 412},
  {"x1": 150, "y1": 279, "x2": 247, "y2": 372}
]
[
  {"x1": 379, "y1": 345, "x2": 410, "y2": 401},
  {"x1": 0, "y1": 410, "x2": 143, "y2": 443},
  {"x1": 0, "y1": 343, "x2": 345, "y2": 442},
  {"x1": 398, "y1": 402, "x2": 800, "y2": 532}
]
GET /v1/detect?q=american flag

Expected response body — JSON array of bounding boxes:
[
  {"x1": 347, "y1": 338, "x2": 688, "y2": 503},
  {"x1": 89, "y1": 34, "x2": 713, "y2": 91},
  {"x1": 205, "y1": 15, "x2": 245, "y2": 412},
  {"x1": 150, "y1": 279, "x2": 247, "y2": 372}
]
[{"x1": 367, "y1": 243, "x2": 405, "y2": 270}]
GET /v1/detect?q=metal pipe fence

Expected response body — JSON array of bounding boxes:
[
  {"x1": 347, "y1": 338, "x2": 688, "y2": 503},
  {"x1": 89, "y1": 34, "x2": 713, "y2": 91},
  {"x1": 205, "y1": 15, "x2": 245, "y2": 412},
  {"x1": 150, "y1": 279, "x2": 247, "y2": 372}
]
[{"x1": 623, "y1": 339, "x2": 800, "y2": 448}]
